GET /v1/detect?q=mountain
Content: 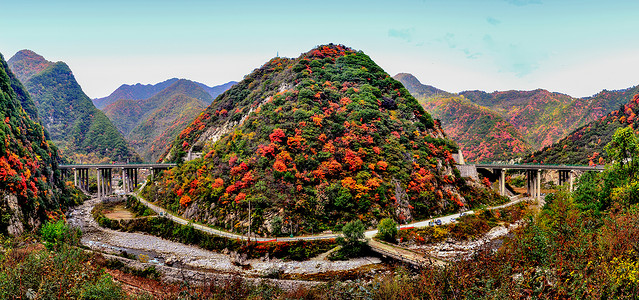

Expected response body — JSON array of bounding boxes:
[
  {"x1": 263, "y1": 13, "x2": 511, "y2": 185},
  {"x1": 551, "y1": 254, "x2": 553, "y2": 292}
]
[
  {"x1": 420, "y1": 95, "x2": 533, "y2": 162},
  {"x1": 393, "y1": 73, "x2": 449, "y2": 98},
  {"x1": 93, "y1": 78, "x2": 179, "y2": 109},
  {"x1": 94, "y1": 79, "x2": 237, "y2": 109},
  {"x1": 8, "y1": 50, "x2": 140, "y2": 163},
  {"x1": 397, "y1": 73, "x2": 637, "y2": 162},
  {"x1": 0, "y1": 52, "x2": 77, "y2": 235},
  {"x1": 143, "y1": 44, "x2": 503, "y2": 236},
  {"x1": 458, "y1": 88, "x2": 633, "y2": 150},
  {"x1": 196, "y1": 81, "x2": 238, "y2": 103},
  {"x1": 526, "y1": 93, "x2": 639, "y2": 165},
  {"x1": 103, "y1": 79, "x2": 213, "y2": 161}
]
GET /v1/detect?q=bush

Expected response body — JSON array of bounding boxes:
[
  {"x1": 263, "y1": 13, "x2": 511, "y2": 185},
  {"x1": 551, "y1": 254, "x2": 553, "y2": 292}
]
[
  {"x1": 342, "y1": 219, "x2": 365, "y2": 243},
  {"x1": 376, "y1": 218, "x2": 398, "y2": 242},
  {"x1": 40, "y1": 220, "x2": 81, "y2": 250}
]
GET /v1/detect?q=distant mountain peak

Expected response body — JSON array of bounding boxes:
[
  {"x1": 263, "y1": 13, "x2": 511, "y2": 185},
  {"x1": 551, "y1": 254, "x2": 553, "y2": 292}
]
[
  {"x1": 392, "y1": 73, "x2": 448, "y2": 98},
  {"x1": 7, "y1": 49, "x2": 53, "y2": 83}
]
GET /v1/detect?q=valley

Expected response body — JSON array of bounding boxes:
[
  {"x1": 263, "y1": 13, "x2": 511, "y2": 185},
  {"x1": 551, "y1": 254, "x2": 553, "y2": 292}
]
[{"x1": 2, "y1": 41, "x2": 639, "y2": 298}]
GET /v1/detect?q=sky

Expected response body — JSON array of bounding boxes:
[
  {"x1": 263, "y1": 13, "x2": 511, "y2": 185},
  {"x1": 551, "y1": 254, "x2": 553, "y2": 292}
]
[{"x1": 2, "y1": 0, "x2": 639, "y2": 99}]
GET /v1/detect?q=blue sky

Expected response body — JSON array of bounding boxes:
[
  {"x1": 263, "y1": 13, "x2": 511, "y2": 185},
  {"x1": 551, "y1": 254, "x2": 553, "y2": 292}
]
[{"x1": 2, "y1": 0, "x2": 638, "y2": 98}]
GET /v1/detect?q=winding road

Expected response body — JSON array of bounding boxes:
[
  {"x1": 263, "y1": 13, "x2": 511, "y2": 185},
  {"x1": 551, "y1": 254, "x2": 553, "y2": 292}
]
[{"x1": 136, "y1": 190, "x2": 528, "y2": 243}]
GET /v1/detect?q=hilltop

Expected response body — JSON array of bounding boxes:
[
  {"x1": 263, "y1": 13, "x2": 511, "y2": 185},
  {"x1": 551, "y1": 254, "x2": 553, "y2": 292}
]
[
  {"x1": 393, "y1": 73, "x2": 449, "y2": 98},
  {"x1": 8, "y1": 50, "x2": 139, "y2": 163},
  {"x1": 103, "y1": 79, "x2": 215, "y2": 161},
  {"x1": 397, "y1": 73, "x2": 637, "y2": 162},
  {"x1": 144, "y1": 44, "x2": 503, "y2": 236},
  {"x1": 0, "y1": 52, "x2": 80, "y2": 234},
  {"x1": 94, "y1": 78, "x2": 236, "y2": 109}
]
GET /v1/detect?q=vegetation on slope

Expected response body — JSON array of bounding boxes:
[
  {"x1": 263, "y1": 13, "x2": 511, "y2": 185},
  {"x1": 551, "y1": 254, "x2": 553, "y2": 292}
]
[
  {"x1": 8, "y1": 50, "x2": 139, "y2": 163},
  {"x1": 0, "y1": 53, "x2": 83, "y2": 235},
  {"x1": 145, "y1": 44, "x2": 504, "y2": 236},
  {"x1": 527, "y1": 93, "x2": 639, "y2": 165},
  {"x1": 103, "y1": 79, "x2": 213, "y2": 161},
  {"x1": 93, "y1": 78, "x2": 179, "y2": 109},
  {"x1": 398, "y1": 72, "x2": 638, "y2": 163},
  {"x1": 420, "y1": 95, "x2": 533, "y2": 162},
  {"x1": 94, "y1": 78, "x2": 236, "y2": 109}
]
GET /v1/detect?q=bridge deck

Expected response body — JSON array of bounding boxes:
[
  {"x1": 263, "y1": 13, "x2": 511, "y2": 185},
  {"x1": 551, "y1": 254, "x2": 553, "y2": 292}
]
[
  {"x1": 473, "y1": 163, "x2": 604, "y2": 171},
  {"x1": 59, "y1": 163, "x2": 176, "y2": 169}
]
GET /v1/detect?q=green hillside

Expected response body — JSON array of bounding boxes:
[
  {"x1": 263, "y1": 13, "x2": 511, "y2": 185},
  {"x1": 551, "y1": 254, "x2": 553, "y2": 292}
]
[
  {"x1": 8, "y1": 50, "x2": 139, "y2": 163},
  {"x1": 0, "y1": 53, "x2": 80, "y2": 234},
  {"x1": 145, "y1": 44, "x2": 503, "y2": 235}
]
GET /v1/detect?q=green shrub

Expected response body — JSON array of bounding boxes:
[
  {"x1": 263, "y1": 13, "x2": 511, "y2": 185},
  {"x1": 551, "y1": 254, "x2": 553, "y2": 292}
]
[
  {"x1": 40, "y1": 220, "x2": 81, "y2": 250},
  {"x1": 376, "y1": 218, "x2": 398, "y2": 242}
]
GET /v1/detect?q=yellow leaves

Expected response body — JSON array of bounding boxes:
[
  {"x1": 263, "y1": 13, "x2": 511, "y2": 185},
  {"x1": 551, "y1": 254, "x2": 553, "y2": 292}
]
[{"x1": 606, "y1": 251, "x2": 639, "y2": 285}]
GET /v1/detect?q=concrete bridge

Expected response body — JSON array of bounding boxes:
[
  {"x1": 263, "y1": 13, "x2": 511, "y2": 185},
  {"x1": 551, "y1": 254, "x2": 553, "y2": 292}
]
[
  {"x1": 59, "y1": 163, "x2": 176, "y2": 199},
  {"x1": 458, "y1": 163, "x2": 604, "y2": 200}
]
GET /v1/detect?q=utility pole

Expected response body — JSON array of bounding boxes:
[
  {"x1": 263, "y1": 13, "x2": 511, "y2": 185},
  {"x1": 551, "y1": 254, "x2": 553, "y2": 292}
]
[{"x1": 248, "y1": 199, "x2": 251, "y2": 243}]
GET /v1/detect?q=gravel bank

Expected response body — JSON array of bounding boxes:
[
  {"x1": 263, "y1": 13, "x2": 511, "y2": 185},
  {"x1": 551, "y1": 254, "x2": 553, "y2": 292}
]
[{"x1": 67, "y1": 196, "x2": 381, "y2": 278}]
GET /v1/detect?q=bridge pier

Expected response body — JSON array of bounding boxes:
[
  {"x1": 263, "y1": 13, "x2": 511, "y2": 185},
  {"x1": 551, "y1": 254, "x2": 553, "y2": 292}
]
[
  {"x1": 558, "y1": 170, "x2": 576, "y2": 192},
  {"x1": 526, "y1": 169, "x2": 542, "y2": 200},
  {"x1": 73, "y1": 168, "x2": 77, "y2": 187}
]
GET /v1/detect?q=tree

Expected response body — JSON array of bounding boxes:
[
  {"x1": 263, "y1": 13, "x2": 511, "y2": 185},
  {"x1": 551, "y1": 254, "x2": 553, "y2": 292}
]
[
  {"x1": 605, "y1": 127, "x2": 639, "y2": 179},
  {"x1": 376, "y1": 218, "x2": 398, "y2": 242},
  {"x1": 342, "y1": 219, "x2": 365, "y2": 243}
]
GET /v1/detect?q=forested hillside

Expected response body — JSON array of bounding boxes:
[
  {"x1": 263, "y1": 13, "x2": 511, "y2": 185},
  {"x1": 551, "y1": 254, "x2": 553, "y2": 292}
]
[
  {"x1": 103, "y1": 79, "x2": 213, "y2": 161},
  {"x1": 8, "y1": 50, "x2": 139, "y2": 163},
  {"x1": 527, "y1": 93, "x2": 639, "y2": 165},
  {"x1": 0, "y1": 53, "x2": 80, "y2": 235},
  {"x1": 94, "y1": 78, "x2": 236, "y2": 109},
  {"x1": 398, "y1": 73, "x2": 638, "y2": 162},
  {"x1": 145, "y1": 44, "x2": 503, "y2": 236},
  {"x1": 420, "y1": 95, "x2": 533, "y2": 162}
]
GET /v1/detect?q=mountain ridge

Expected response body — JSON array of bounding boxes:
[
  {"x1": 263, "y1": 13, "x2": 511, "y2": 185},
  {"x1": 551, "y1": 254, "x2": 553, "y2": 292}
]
[
  {"x1": 94, "y1": 78, "x2": 237, "y2": 109},
  {"x1": 8, "y1": 50, "x2": 140, "y2": 163},
  {"x1": 103, "y1": 79, "x2": 214, "y2": 161},
  {"x1": 397, "y1": 72, "x2": 637, "y2": 162}
]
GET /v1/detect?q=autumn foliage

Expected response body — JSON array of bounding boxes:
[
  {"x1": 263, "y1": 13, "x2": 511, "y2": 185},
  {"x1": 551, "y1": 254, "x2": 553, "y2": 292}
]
[{"x1": 145, "y1": 44, "x2": 503, "y2": 236}]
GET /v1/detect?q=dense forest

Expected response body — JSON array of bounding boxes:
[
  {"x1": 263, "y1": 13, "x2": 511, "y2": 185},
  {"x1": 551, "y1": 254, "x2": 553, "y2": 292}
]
[{"x1": 527, "y1": 93, "x2": 639, "y2": 165}]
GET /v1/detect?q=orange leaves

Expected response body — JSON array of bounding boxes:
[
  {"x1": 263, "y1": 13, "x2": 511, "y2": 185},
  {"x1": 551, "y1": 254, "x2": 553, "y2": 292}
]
[
  {"x1": 211, "y1": 178, "x2": 224, "y2": 189},
  {"x1": 377, "y1": 161, "x2": 388, "y2": 171},
  {"x1": 344, "y1": 149, "x2": 364, "y2": 171},
  {"x1": 318, "y1": 133, "x2": 327, "y2": 143},
  {"x1": 341, "y1": 177, "x2": 357, "y2": 190},
  {"x1": 234, "y1": 193, "x2": 246, "y2": 204},
  {"x1": 312, "y1": 114, "x2": 323, "y2": 127},
  {"x1": 322, "y1": 141, "x2": 336, "y2": 154},
  {"x1": 273, "y1": 160, "x2": 287, "y2": 172},
  {"x1": 269, "y1": 128, "x2": 286, "y2": 143},
  {"x1": 366, "y1": 177, "x2": 382, "y2": 189},
  {"x1": 287, "y1": 135, "x2": 306, "y2": 150},
  {"x1": 257, "y1": 143, "x2": 277, "y2": 157},
  {"x1": 180, "y1": 195, "x2": 192, "y2": 207}
]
